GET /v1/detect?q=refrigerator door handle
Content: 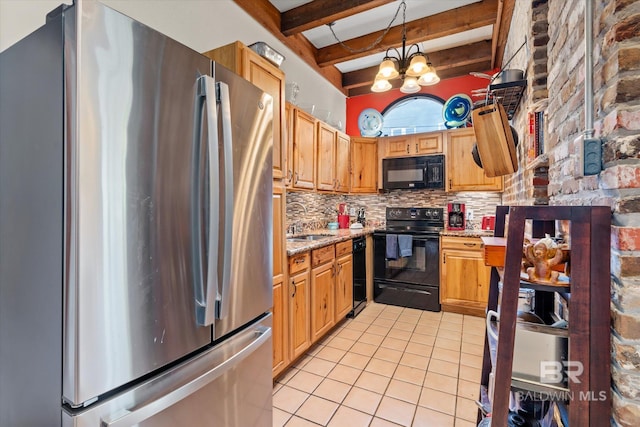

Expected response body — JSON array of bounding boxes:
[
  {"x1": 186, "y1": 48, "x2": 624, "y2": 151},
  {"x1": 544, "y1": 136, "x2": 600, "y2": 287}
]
[
  {"x1": 194, "y1": 75, "x2": 219, "y2": 327},
  {"x1": 215, "y1": 81, "x2": 234, "y2": 320},
  {"x1": 99, "y1": 326, "x2": 272, "y2": 427}
]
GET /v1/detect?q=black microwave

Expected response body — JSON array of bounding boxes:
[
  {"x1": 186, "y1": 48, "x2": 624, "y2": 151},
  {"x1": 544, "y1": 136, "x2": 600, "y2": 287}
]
[{"x1": 382, "y1": 155, "x2": 445, "y2": 190}]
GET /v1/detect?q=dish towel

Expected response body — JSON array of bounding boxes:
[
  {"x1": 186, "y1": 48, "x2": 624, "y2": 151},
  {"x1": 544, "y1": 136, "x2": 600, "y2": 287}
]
[
  {"x1": 398, "y1": 235, "x2": 413, "y2": 258},
  {"x1": 385, "y1": 234, "x2": 398, "y2": 260}
]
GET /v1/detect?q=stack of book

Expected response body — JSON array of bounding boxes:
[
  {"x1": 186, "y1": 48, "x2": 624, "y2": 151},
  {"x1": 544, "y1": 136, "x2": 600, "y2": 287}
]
[{"x1": 527, "y1": 110, "x2": 545, "y2": 162}]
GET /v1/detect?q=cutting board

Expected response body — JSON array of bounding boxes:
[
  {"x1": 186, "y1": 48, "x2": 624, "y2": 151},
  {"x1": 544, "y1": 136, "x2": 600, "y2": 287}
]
[{"x1": 472, "y1": 103, "x2": 518, "y2": 177}]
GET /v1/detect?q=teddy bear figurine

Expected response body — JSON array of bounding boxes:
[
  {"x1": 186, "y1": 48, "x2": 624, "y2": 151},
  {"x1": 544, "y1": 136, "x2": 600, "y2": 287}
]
[{"x1": 524, "y1": 236, "x2": 564, "y2": 283}]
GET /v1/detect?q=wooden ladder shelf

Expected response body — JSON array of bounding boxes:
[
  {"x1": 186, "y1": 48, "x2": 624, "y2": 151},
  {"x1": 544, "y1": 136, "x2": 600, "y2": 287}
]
[{"x1": 479, "y1": 206, "x2": 611, "y2": 426}]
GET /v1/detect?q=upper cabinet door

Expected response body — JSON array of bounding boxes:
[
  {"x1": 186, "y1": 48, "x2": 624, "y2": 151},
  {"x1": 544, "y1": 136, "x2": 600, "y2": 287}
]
[
  {"x1": 384, "y1": 135, "x2": 413, "y2": 157},
  {"x1": 351, "y1": 137, "x2": 378, "y2": 193},
  {"x1": 415, "y1": 132, "x2": 443, "y2": 154},
  {"x1": 335, "y1": 132, "x2": 351, "y2": 193},
  {"x1": 445, "y1": 128, "x2": 503, "y2": 192},
  {"x1": 243, "y1": 51, "x2": 285, "y2": 180},
  {"x1": 293, "y1": 109, "x2": 316, "y2": 190},
  {"x1": 284, "y1": 102, "x2": 294, "y2": 188},
  {"x1": 316, "y1": 122, "x2": 336, "y2": 191}
]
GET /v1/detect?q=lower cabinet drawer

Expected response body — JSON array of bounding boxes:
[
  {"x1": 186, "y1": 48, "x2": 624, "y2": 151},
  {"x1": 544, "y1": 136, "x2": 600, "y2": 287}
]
[
  {"x1": 289, "y1": 252, "x2": 310, "y2": 274},
  {"x1": 312, "y1": 245, "x2": 335, "y2": 267}
]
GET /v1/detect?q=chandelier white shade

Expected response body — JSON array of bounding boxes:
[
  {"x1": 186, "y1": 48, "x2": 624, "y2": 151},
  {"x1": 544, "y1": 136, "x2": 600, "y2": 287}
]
[{"x1": 371, "y1": 76, "x2": 393, "y2": 93}]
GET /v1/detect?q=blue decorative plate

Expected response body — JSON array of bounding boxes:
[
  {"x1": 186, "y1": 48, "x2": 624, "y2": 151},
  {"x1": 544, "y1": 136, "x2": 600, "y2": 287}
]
[
  {"x1": 358, "y1": 108, "x2": 383, "y2": 137},
  {"x1": 443, "y1": 94, "x2": 473, "y2": 124}
]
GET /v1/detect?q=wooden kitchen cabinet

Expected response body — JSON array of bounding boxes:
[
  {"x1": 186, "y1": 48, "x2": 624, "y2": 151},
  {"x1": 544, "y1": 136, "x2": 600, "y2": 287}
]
[
  {"x1": 292, "y1": 108, "x2": 316, "y2": 190},
  {"x1": 316, "y1": 122, "x2": 350, "y2": 193},
  {"x1": 284, "y1": 102, "x2": 294, "y2": 188},
  {"x1": 350, "y1": 137, "x2": 377, "y2": 193},
  {"x1": 203, "y1": 41, "x2": 285, "y2": 180},
  {"x1": 440, "y1": 236, "x2": 491, "y2": 317},
  {"x1": 310, "y1": 245, "x2": 336, "y2": 342},
  {"x1": 445, "y1": 128, "x2": 503, "y2": 192},
  {"x1": 316, "y1": 122, "x2": 336, "y2": 191},
  {"x1": 381, "y1": 133, "x2": 443, "y2": 157},
  {"x1": 272, "y1": 278, "x2": 287, "y2": 376},
  {"x1": 288, "y1": 253, "x2": 311, "y2": 360},
  {"x1": 272, "y1": 182, "x2": 288, "y2": 377},
  {"x1": 335, "y1": 131, "x2": 351, "y2": 193},
  {"x1": 334, "y1": 241, "x2": 353, "y2": 322}
]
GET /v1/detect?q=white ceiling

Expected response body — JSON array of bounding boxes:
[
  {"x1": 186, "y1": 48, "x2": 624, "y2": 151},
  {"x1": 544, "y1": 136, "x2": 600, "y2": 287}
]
[{"x1": 269, "y1": 0, "x2": 491, "y2": 73}]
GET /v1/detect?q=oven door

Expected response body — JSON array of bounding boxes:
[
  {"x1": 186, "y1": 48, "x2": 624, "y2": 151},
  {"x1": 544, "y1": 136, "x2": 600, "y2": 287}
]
[
  {"x1": 373, "y1": 232, "x2": 441, "y2": 311},
  {"x1": 373, "y1": 232, "x2": 439, "y2": 286}
]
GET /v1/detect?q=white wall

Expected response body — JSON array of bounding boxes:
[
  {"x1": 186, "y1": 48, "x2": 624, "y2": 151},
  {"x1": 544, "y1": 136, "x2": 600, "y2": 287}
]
[{"x1": 0, "y1": 0, "x2": 346, "y2": 124}]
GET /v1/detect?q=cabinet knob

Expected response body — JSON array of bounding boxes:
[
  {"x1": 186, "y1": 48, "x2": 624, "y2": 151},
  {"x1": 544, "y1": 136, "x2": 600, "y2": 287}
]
[{"x1": 406, "y1": 144, "x2": 410, "y2": 154}]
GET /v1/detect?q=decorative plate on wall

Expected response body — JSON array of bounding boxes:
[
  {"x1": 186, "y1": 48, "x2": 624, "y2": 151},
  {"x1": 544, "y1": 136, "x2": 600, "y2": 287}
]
[
  {"x1": 443, "y1": 94, "x2": 472, "y2": 128},
  {"x1": 358, "y1": 108, "x2": 383, "y2": 136}
]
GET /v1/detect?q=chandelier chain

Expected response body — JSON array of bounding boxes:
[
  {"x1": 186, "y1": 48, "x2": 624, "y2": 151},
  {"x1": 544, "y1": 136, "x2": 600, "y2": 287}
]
[{"x1": 327, "y1": 0, "x2": 406, "y2": 54}]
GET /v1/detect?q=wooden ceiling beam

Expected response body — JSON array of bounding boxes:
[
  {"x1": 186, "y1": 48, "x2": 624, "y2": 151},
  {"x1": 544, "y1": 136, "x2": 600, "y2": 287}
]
[
  {"x1": 232, "y1": 0, "x2": 345, "y2": 93},
  {"x1": 492, "y1": 0, "x2": 516, "y2": 69},
  {"x1": 347, "y1": 60, "x2": 493, "y2": 96},
  {"x1": 316, "y1": 0, "x2": 499, "y2": 67},
  {"x1": 281, "y1": 0, "x2": 394, "y2": 36},
  {"x1": 343, "y1": 40, "x2": 493, "y2": 89}
]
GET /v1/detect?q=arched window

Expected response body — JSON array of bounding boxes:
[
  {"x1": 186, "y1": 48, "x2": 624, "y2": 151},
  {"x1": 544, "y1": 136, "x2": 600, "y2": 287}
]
[{"x1": 381, "y1": 94, "x2": 445, "y2": 136}]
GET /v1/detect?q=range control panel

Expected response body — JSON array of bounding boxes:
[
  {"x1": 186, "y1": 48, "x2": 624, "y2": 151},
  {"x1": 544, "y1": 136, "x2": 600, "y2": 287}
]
[{"x1": 385, "y1": 207, "x2": 444, "y2": 221}]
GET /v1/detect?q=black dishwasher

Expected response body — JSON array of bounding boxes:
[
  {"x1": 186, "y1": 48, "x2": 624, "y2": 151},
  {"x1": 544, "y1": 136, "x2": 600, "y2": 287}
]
[{"x1": 349, "y1": 236, "x2": 367, "y2": 317}]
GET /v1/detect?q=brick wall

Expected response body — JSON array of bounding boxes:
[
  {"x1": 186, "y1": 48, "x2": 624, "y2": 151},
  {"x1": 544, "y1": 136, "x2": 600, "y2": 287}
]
[
  {"x1": 502, "y1": 0, "x2": 550, "y2": 206},
  {"x1": 506, "y1": 0, "x2": 640, "y2": 425}
]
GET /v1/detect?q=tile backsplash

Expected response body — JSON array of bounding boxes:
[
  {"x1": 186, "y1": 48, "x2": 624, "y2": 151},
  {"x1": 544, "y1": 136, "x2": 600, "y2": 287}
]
[{"x1": 286, "y1": 190, "x2": 502, "y2": 231}]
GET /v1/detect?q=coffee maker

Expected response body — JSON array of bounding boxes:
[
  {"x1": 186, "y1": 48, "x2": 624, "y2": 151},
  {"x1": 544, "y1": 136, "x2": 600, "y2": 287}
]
[{"x1": 447, "y1": 203, "x2": 466, "y2": 230}]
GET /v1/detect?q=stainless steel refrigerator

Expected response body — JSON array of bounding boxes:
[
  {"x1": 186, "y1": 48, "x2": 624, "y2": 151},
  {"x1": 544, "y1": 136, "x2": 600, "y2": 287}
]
[{"x1": 0, "y1": 1, "x2": 273, "y2": 425}]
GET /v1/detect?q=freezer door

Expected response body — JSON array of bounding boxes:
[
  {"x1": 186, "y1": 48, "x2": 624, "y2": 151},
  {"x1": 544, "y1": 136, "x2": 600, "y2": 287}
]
[
  {"x1": 211, "y1": 65, "x2": 273, "y2": 338},
  {"x1": 64, "y1": 314, "x2": 273, "y2": 427},
  {"x1": 63, "y1": 2, "x2": 212, "y2": 406}
]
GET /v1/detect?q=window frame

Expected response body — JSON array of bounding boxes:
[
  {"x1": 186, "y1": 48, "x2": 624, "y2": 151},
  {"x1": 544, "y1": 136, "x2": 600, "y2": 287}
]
[{"x1": 380, "y1": 94, "x2": 446, "y2": 137}]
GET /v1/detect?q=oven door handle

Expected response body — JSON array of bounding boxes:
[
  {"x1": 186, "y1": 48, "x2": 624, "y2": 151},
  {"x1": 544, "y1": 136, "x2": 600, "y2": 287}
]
[
  {"x1": 377, "y1": 283, "x2": 432, "y2": 295},
  {"x1": 410, "y1": 236, "x2": 439, "y2": 241},
  {"x1": 374, "y1": 233, "x2": 439, "y2": 240}
]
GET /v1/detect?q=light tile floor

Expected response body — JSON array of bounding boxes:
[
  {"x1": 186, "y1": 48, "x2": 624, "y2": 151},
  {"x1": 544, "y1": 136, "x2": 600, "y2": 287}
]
[{"x1": 273, "y1": 302, "x2": 487, "y2": 427}]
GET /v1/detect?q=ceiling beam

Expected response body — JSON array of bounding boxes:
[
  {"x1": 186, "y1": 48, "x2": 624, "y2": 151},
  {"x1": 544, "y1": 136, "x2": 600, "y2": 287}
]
[
  {"x1": 232, "y1": 0, "x2": 345, "y2": 93},
  {"x1": 343, "y1": 40, "x2": 493, "y2": 89},
  {"x1": 492, "y1": 0, "x2": 516, "y2": 69},
  {"x1": 281, "y1": 0, "x2": 395, "y2": 36},
  {"x1": 316, "y1": 0, "x2": 499, "y2": 67},
  {"x1": 347, "y1": 60, "x2": 493, "y2": 97}
]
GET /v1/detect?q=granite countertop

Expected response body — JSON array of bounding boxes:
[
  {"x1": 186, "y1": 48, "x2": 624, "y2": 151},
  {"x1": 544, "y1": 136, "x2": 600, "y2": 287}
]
[
  {"x1": 286, "y1": 227, "x2": 377, "y2": 256},
  {"x1": 440, "y1": 229, "x2": 495, "y2": 238}
]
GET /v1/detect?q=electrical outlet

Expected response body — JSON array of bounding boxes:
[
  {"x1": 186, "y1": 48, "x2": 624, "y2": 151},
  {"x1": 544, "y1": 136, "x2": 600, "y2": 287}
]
[
  {"x1": 583, "y1": 137, "x2": 603, "y2": 176},
  {"x1": 467, "y1": 209, "x2": 474, "y2": 220},
  {"x1": 349, "y1": 207, "x2": 356, "y2": 216}
]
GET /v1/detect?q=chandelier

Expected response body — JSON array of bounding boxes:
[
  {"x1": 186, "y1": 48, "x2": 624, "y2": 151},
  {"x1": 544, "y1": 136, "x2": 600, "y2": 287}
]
[{"x1": 371, "y1": 1, "x2": 440, "y2": 94}]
